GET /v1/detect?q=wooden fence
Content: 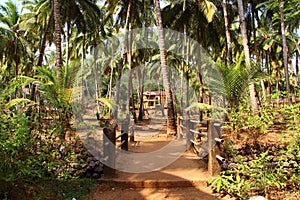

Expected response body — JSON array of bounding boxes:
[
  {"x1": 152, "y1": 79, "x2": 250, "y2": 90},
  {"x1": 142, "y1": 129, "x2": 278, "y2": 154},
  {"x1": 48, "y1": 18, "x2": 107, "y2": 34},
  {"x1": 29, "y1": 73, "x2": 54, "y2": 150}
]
[
  {"x1": 103, "y1": 116, "x2": 223, "y2": 177},
  {"x1": 178, "y1": 116, "x2": 224, "y2": 176},
  {"x1": 102, "y1": 118, "x2": 134, "y2": 177}
]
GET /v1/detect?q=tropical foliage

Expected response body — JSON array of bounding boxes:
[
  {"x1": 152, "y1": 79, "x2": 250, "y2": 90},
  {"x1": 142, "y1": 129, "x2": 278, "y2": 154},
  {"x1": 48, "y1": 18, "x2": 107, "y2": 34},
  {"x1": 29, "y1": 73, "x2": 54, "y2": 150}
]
[{"x1": 0, "y1": 0, "x2": 299, "y2": 198}]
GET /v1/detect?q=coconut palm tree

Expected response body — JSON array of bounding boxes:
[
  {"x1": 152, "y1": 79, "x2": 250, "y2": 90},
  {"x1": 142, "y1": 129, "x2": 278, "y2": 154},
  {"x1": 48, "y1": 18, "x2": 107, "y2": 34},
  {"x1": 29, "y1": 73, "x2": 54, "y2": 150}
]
[
  {"x1": 153, "y1": 0, "x2": 177, "y2": 135},
  {"x1": 237, "y1": 0, "x2": 259, "y2": 110},
  {"x1": 222, "y1": 0, "x2": 233, "y2": 63},
  {"x1": 0, "y1": 0, "x2": 26, "y2": 80},
  {"x1": 52, "y1": 0, "x2": 62, "y2": 79}
]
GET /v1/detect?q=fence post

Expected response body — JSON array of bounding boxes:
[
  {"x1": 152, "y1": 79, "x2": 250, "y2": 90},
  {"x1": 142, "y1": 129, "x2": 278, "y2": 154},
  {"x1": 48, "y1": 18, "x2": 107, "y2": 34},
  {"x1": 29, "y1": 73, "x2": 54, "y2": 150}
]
[
  {"x1": 177, "y1": 115, "x2": 182, "y2": 139},
  {"x1": 129, "y1": 118, "x2": 135, "y2": 142},
  {"x1": 121, "y1": 115, "x2": 129, "y2": 151},
  {"x1": 186, "y1": 119, "x2": 193, "y2": 150},
  {"x1": 208, "y1": 121, "x2": 221, "y2": 176},
  {"x1": 103, "y1": 124, "x2": 116, "y2": 178}
]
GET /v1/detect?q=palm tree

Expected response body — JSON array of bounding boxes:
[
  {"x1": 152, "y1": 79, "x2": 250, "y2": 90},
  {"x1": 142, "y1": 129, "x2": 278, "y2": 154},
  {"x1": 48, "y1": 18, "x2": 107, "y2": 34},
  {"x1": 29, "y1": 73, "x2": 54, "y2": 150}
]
[
  {"x1": 237, "y1": 0, "x2": 259, "y2": 110},
  {"x1": 222, "y1": 0, "x2": 232, "y2": 63},
  {"x1": 258, "y1": 0, "x2": 300, "y2": 101},
  {"x1": 53, "y1": 0, "x2": 62, "y2": 79},
  {"x1": 0, "y1": 0, "x2": 25, "y2": 79},
  {"x1": 154, "y1": 0, "x2": 176, "y2": 135},
  {"x1": 279, "y1": 1, "x2": 291, "y2": 103}
]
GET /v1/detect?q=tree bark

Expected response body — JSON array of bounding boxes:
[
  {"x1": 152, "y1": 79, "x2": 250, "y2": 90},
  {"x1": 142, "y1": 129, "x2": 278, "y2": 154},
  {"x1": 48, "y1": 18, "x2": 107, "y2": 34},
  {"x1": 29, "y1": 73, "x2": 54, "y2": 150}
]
[
  {"x1": 296, "y1": 51, "x2": 299, "y2": 77},
  {"x1": 53, "y1": 0, "x2": 63, "y2": 80},
  {"x1": 222, "y1": 0, "x2": 232, "y2": 63},
  {"x1": 93, "y1": 42, "x2": 100, "y2": 116},
  {"x1": 237, "y1": 0, "x2": 258, "y2": 110},
  {"x1": 114, "y1": 0, "x2": 132, "y2": 119},
  {"x1": 154, "y1": 0, "x2": 177, "y2": 135},
  {"x1": 27, "y1": 1, "x2": 54, "y2": 116},
  {"x1": 279, "y1": 1, "x2": 292, "y2": 104}
]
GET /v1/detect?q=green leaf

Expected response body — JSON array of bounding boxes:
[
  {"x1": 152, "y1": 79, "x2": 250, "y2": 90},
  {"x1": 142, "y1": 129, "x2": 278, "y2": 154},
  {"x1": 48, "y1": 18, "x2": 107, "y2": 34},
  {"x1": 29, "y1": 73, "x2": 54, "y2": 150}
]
[
  {"x1": 5, "y1": 98, "x2": 35, "y2": 109},
  {"x1": 216, "y1": 179, "x2": 222, "y2": 192}
]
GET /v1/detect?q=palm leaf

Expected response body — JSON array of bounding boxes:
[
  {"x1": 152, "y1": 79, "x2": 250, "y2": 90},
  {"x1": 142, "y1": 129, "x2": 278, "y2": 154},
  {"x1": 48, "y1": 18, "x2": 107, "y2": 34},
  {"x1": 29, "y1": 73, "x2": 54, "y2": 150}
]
[
  {"x1": 97, "y1": 98, "x2": 116, "y2": 111},
  {"x1": 5, "y1": 98, "x2": 35, "y2": 109}
]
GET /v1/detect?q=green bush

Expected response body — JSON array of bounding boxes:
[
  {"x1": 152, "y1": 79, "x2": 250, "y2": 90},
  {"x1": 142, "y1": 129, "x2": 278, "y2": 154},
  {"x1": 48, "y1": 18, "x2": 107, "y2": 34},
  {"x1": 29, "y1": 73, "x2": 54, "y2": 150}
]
[
  {"x1": 227, "y1": 102, "x2": 274, "y2": 142},
  {"x1": 0, "y1": 105, "x2": 89, "y2": 198},
  {"x1": 209, "y1": 133, "x2": 300, "y2": 199}
]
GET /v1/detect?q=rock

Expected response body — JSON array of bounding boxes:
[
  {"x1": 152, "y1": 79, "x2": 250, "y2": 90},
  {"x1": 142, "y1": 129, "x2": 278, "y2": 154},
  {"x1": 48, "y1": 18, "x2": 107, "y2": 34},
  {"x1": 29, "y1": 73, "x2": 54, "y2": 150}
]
[
  {"x1": 95, "y1": 160, "x2": 101, "y2": 165},
  {"x1": 89, "y1": 161, "x2": 96, "y2": 168},
  {"x1": 94, "y1": 166, "x2": 103, "y2": 173},
  {"x1": 87, "y1": 157, "x2": 93, "y2": 163},
  {"x1": 85, "y1": 172, "x2": 91, "y2": 178},
  {"x1": 92, "y1": 173, "x2": 100, "y2": 179}
]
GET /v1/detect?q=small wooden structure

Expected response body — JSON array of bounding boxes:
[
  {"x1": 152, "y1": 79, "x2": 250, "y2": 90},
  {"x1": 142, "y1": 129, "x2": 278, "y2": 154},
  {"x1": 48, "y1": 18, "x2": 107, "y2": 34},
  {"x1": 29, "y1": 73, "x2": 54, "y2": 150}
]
[
  {"x1": 178, "y1": 116, "x2": 224, "y2": 176},
  {"x1": 102, "y1": 117, "x2": 134, "y2": 177},
  {"x1": 143, "y1": 91, "x2": 166, "y2": 109}
]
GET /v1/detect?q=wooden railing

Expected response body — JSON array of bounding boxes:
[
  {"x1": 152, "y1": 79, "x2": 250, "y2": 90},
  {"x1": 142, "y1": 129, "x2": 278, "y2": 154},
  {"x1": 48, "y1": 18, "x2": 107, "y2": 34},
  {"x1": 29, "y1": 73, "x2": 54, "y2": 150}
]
[
  {"x1": 102, "y1": 116, "x2": 223, "y2": 177},
  {"x1": 178, "y1": 116, "x2": 224, "y2": 176},
  {"x1": 102, "y1": 118, "x2": 134, "y2": 178}
]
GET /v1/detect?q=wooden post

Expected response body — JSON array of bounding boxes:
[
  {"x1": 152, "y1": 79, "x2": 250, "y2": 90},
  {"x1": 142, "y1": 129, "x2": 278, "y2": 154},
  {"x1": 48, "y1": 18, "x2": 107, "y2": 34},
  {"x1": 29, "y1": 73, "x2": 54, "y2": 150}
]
[
  {"x1": 121, "y1": 116, "x2": 129, "y2": 151},
  {"x1": 177, "y1": 115, "x2": 182, "y2": 139},
  {"x1": 103, "y1": 124, "x2": 116, "y2": 178},
  {"x1": 208, "y1": 121, "x2": 221, "y2": 176},
  {"x1": 186, "y1": 119, "x2": 193, "y2": 151},
  {"x1": 129, "y1": 118, "x2": 135, "y2": 142}
]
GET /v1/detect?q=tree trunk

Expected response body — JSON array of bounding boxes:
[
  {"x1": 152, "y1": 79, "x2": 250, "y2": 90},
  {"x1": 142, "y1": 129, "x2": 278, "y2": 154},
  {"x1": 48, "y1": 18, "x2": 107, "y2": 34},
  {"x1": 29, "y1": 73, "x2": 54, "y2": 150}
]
[
  {"x1": 180, "y1": 0, "x2": 187, "y2": 115},
  {"x1": 279, "y1": 1, "x2": 292, "y2": 104},
  {"x1": 138, "y1": 26, "x2": 147, "y2": 120},
  {"x1": 252, "y1": 2, "x2": 265, "y2": 102},
  {"x1": 237, "y1": 0, "x2": 258, "y2": 110},
  {"x1": 53, "y1": 0, "x2": 63, "y2": 79},
  {"x1": 196, "y1": 28, "x2": 204, "y2": 120},
  {"x1": 114, "y1": 0, "x2": 131, "y2": 119},
  {"x1": 296, "y1": 51, "x2": 299, "y2": 77},
  {"x1": 127, "y1": 2, "x2": 136, "y2": 125},
  {"x1": 185, "y1": 37, "x2": 190, "y2": 116},
  {"x1": 137, "y1": 66, "x2": 145, "y2": 121},
  {"x1": 93, "y1": 42, "x2": 100, "y2": 116},
  {"x1": 154, "y1": 0, "x2": 177, "y2": 135},
  {"x1": 222, "y1": 0, "x2": 232, "y2": 63},
  {"x1": 81, "y1": 33, "x2": 86, "y2": 104},
  {"x1": 27, "y1": 2, "x2": 54, "y2": 116}
]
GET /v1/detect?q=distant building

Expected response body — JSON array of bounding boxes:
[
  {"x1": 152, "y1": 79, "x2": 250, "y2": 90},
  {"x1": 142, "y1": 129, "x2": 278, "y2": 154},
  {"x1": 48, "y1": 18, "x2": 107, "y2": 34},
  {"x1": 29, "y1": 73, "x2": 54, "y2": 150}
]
[{"x1": 143, "y1": 91, "x2": 166, "y2": 109}]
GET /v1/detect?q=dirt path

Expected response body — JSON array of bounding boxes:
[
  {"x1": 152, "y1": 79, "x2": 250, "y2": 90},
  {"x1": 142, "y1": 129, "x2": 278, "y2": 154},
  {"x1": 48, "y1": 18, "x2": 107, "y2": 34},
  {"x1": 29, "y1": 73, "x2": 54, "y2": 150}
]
[
  {"x1": 87, "y1": 119, "x2": 229, "y2": 200},
  {"x1": 89, "y1": 184, "x2": 219, "y2": 200}
]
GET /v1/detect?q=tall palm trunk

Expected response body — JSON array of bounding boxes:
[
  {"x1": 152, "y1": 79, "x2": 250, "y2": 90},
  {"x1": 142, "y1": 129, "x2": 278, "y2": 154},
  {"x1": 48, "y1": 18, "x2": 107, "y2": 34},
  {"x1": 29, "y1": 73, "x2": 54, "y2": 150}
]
[
  {"x1": 114, "y1": 0, "x2": 131, "y2": 118},
  {"x1": 93, "y1": 42, "x2": 100, "y2": 116},
  {"x1": 27, "y1": 2, "x2": 54, "y2": 116},
  {"x1": 252, "y1": 2, "x2": 265, "y2": 101},
  {"x1": 53, "y1": 0, "x2": 62, "y2": 79},
  {"x1": 237, "y1": 0, "x2": 258, "y2": 110},
  {"x1": 154, "y1": 0, "x2": 177, "y2": 135},
  {"x1": 180, "y1": 0, "x2": 187, "y2": 115},
  {"x1": 81, "y1": 33, "x2": 86, "y2": 104},
  {"x1": 279, "y1": 1, "x2": 291, "y2": 104},
  {"x1": 138, "y1": 0, "x2": 149, "y2": 121},
  {"x1": 296, "y1": 51, "x2": 299, "y2": 77},
  {"x1": 222, "y1": 0, "x2": 232, "y2": 63}
]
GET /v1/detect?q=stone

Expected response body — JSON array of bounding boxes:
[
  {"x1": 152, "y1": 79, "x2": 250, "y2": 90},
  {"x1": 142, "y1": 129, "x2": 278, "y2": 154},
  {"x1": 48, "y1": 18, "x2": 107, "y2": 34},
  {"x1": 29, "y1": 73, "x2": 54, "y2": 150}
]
[
  {"x1": 89, "y1": 161, "x2": 96, "y2": 168},
  {"x1": 87, "y1": 157, "x2": 93, "y2": 163},
  {"x1": 92, "y1": 173, "x2": 100, "y2": 179},
  {"x1": 94, "y1": 166, "x2": 103, "y2": 173}
]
